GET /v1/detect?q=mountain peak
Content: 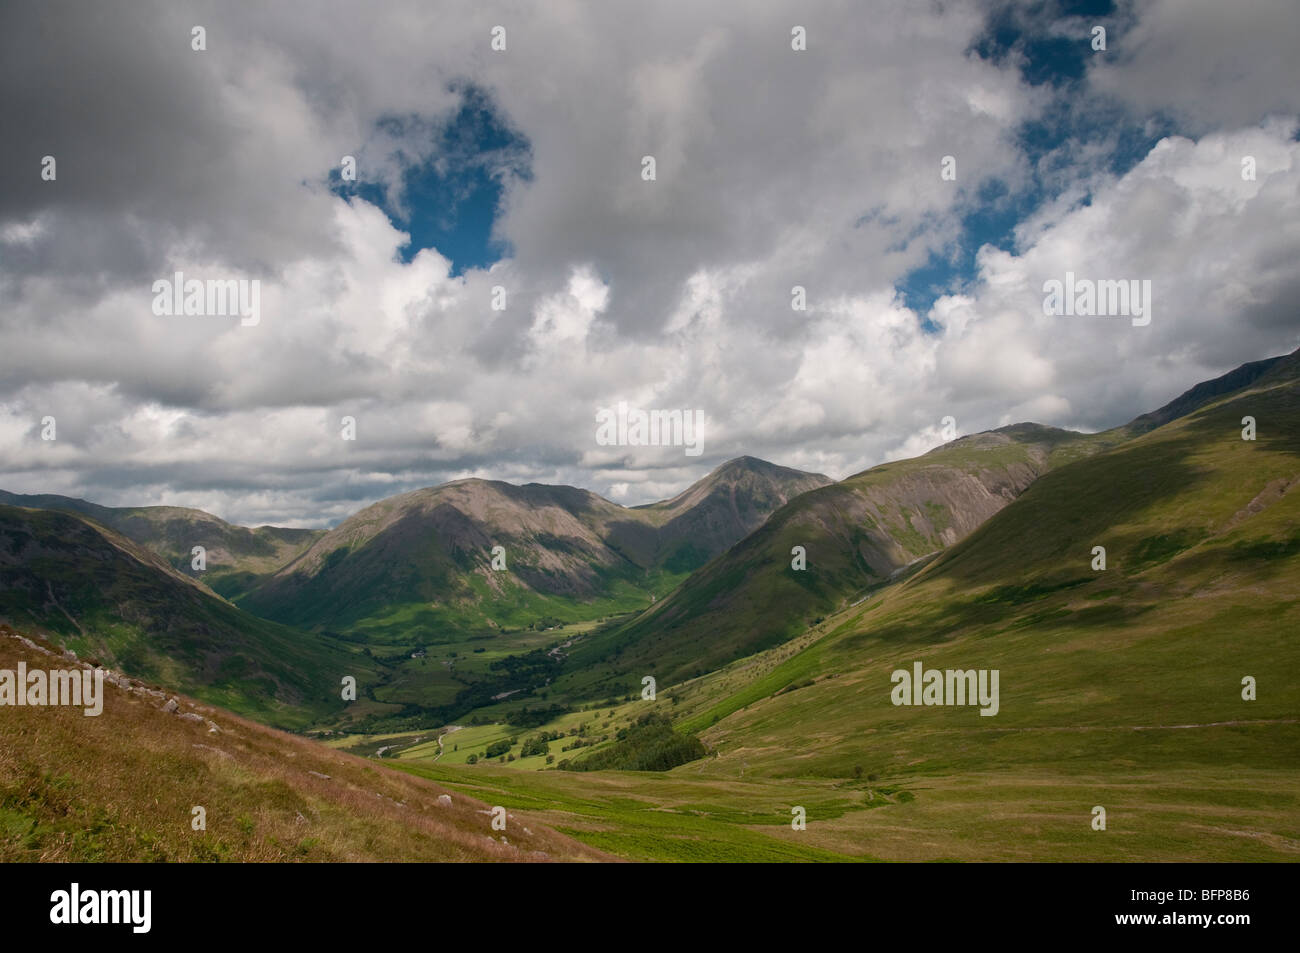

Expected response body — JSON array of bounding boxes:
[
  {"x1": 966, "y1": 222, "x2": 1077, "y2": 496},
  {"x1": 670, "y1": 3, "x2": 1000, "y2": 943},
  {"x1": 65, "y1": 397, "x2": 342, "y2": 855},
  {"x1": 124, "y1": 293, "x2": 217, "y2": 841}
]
[{"x1": 650, "y1": 456, "x2": 831, "y2": 510}]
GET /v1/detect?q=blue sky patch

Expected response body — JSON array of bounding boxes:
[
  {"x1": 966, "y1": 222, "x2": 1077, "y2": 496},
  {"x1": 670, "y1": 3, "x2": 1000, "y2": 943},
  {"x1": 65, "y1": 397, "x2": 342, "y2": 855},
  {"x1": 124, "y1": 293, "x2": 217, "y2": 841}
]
[
  {"x1": 331, "y1": 84, "x2": 532, "y2": 275},
  {"x1": 898, "y1": 0, "x2": 1180, "y2": 320}
]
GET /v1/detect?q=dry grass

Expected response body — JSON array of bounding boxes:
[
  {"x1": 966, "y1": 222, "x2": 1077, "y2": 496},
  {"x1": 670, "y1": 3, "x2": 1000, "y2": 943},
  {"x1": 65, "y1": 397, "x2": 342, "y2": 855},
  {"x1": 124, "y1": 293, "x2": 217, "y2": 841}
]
[{"x1": 0, "y1": 626, "x2": 613, "y2": 862}]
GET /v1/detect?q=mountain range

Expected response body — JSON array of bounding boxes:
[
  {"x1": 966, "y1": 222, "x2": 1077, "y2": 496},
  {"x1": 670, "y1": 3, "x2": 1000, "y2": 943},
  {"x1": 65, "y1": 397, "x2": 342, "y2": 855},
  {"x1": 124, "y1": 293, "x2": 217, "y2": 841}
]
[{"x1": 2, "y1": 345, "x2": 1298, "y2": 861}]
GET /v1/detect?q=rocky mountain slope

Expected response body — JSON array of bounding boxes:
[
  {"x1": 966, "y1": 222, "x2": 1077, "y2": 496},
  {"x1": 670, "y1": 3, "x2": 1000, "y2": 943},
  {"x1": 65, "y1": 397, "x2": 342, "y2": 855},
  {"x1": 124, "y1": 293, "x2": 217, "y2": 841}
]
[{"x1": 239, "y1": 457, "x2": 830, "y2": 640}]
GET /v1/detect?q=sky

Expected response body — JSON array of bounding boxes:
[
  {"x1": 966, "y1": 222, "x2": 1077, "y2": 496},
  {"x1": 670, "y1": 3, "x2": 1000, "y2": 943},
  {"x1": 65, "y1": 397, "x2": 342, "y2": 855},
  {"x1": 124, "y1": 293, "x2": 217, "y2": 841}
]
[{"x1": 1, "y1": 0, "x2": 1298, "y2": 527}]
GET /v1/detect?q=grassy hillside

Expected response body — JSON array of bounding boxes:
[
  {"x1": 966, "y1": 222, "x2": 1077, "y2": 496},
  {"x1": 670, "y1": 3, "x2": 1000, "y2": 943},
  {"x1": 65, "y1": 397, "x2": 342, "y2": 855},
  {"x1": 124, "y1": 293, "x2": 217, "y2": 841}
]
[
  {"x1": 0, "y1": 491, "x2": 321, "y2": 600},
  {"x1": 0, "y1": 626, "x2": 609, "y2": 862},
  {"x1": 0, "y1": 505, "x2": 376, "y2": 729},
  {"x1": 555, "y1": 424, "x2": 1104, "y2": 697},
  {"x1": 241, "y1": 480, "x2": 672, "y2": 639}
]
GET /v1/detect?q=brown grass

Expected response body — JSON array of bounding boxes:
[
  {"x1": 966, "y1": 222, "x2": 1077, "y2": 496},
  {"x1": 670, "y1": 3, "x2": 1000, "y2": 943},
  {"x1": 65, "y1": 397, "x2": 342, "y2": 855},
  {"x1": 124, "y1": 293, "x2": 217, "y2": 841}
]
[{"x1": 0, "y1": 626, "x2": 613, "y2": 862}]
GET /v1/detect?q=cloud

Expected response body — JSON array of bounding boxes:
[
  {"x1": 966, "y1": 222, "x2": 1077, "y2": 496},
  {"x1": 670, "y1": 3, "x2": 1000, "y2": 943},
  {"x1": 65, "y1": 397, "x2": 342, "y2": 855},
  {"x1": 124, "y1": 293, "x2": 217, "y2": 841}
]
[
  {"x1": 1089, "y1": 0, "x2": 1300, "y2": 132},
  {"x1": 0, "y1": 0, "x2": 1297, "y2": 525}
]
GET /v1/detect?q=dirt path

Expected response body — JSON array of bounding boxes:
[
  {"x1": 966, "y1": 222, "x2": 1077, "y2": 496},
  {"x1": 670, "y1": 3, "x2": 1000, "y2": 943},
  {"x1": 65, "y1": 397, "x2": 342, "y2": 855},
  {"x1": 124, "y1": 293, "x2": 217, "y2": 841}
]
[{"x1": 433, "y1": 725, "x2": 463, "y2": 762}]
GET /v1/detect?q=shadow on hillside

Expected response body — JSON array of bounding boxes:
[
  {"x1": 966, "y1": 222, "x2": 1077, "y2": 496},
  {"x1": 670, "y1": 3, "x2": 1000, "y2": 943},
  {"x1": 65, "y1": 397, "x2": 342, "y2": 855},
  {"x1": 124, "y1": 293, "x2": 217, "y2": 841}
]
[
  {"x1": 928, "y1": 379, "x2": 1300, "y2": 588},
  {"x1": 838, "y1": 384, "x2": 1300, "y2": 650}
]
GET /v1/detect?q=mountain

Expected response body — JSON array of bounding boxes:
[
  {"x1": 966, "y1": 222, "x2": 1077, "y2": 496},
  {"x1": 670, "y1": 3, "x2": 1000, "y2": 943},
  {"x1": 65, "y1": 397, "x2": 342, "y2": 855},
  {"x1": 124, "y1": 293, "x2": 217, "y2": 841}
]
[
  {"x1": 0, "y1": 504, "x2": 374, "y2": 728},
  {"x1": 0, "y1": 458, "x2": 830, "y2": 732},
  {"x1": 0, "y1": 625, "x2": 608, "y2": 862},
  {"x1": 397, "y1": 346, "x2": 1300, "y2": 862},
  {"x1": 0, "y1": 491, "x2": 321, "y2": 600},
  {"x1": 638, "y1": 342, "x2": 1300, "y2": 860},
  {"x1": 4, "y1": 349, "x2": 1297, "y2": 861},
  {"x1": 239, "y1": 457, "x2": 830, "y2": 642},
  {"x1": 557, "y1": 423, "x2": 1105, "y2": 694},
  {"x1": 625, "y1": 456, "x2": 834, "y2": 571},
  {"x1": 555, "y1": 350, "x2": 1300, "y2": 699}
]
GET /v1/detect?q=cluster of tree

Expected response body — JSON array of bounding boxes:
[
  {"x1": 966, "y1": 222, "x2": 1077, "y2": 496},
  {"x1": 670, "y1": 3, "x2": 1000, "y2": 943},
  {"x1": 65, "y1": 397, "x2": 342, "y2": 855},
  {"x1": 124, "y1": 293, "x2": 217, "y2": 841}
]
[
  {"x1": 335, "y1": 642, "x2": 575, "y2": 735},
  {"x1": 414, "y1": 648, "x2": 565, "y2": 715},
  {"x1": 519, "y1": 736, "x2": 550, "y2": 758},
  {"x1": 517, "y1": 727, "x2": 563, "y2": 757},
  {"x1": 484, "y1": 737, "x2": 517, "y2": 759},
  {"x1": 488, "y1": 648, "x2": 561, "y2": 679},
  {"x1": 563, "y1": 714, "x2": 707, "y2": 772},
  {"x1": 349, "y1": 702, "x2": 450, "y2": 735},
  {"x1": 507, "y1": 704, "x2": 570, "y2": 730}
]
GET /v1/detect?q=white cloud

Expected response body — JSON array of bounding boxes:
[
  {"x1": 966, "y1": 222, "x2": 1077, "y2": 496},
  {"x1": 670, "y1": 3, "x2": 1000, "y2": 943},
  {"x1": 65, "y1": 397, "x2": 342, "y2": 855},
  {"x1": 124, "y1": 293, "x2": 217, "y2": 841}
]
[{"x1": 0, "y1": 0, "x2": 1297, "y2": 525}]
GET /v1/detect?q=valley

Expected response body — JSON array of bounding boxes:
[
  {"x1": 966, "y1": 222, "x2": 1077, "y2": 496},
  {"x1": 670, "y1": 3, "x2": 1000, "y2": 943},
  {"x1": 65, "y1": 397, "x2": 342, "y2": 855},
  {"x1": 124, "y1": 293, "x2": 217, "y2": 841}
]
[{"x1": 2, "y1": 349, "x2": 1298, "y2": 861}]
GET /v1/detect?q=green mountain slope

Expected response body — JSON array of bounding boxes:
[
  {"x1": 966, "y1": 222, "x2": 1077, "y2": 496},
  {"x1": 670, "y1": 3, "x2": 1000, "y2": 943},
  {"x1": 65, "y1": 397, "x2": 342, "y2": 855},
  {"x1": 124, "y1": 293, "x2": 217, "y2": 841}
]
[
  {"x1": 558, "y1": 423, "x2": 1104, "y2": 695},
  {"x1": 0, "y1": 491, "x2": 321, "y2": 600},
  {"x1": 0, "y1": 505, "x2": 374, "y2": 728},
  {"x1": 643, "y1": 348, "x2": 1300, "y2": 857},
  {"x1": 627, "y1": 456, "x2": 834, "y2": 571},
  {"x1": 552, "y1": 351, "x2": 1300, "y2": 701}
]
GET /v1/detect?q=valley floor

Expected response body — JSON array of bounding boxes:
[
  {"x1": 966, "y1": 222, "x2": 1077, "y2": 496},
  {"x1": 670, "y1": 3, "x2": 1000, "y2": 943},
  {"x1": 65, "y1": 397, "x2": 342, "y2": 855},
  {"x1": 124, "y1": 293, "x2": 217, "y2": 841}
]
[{"x1": 387, "y1": 735, "x2": 1300, "y2": 862}]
